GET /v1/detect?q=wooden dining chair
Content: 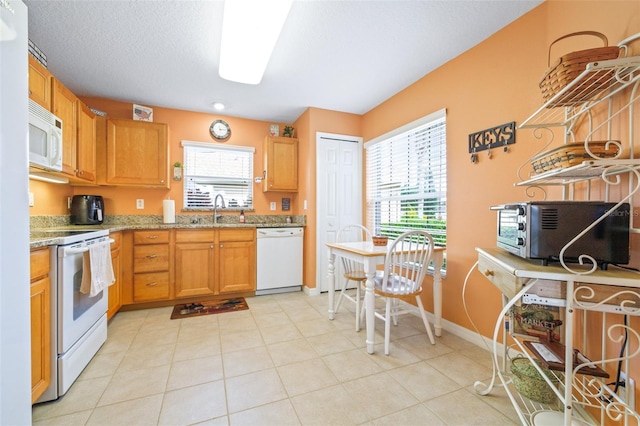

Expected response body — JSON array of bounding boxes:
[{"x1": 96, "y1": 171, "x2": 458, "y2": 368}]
[
  {"x1": 334, "y1": 224, "x2": 372, "y2": 331},
  {"x1": 373, "y1": 230, "x2": 436, "y2": 355}
]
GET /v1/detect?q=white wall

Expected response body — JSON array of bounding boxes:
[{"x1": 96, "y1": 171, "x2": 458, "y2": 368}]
[{"x1": 0, "y1": 1, "x2": 32, "y2": 424}]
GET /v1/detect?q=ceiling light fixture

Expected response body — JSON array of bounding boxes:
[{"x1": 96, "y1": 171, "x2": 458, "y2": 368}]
[
  {"x1": 219, "y1": 0, "x2": 293, "y2": 85},
  {"x1": 212, "y1": 102, "x2": 225, "y2": 111}
]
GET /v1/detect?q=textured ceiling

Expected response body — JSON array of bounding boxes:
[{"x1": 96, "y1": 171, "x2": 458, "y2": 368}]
[{"x1": 24, "y1": 0, "x2": 543, "y2": 123}]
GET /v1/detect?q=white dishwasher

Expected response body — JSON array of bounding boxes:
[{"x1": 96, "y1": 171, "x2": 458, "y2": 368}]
[{"x1": 256, "y1": 227, "x2": 303, "y2": 295}]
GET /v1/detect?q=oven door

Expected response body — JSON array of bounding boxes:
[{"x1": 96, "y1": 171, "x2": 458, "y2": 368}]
[
  {"x1": 57, "y1": 241, "x2": 108, "y2": 354},
  {"x1": 493, "y1": 204, "x2": 526, "y2": 257}
]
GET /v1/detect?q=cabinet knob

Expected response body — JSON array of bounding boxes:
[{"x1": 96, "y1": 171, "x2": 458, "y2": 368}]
[
  {"x1": 146, "y1": 282, "x2": 157, "y2": 287},
  {"x1": 220, "y1": 244, "x2": 224, "y2": 248},
  {"x1": 483, "y1": 269, "x2": 494, "y2": 277},
  {"x1": 160, "y1": 179, "x2": 165, "y2": 183},
  {"x1": 210, "y1": 244, "x2": 214, "y2": 249},
  {"x1": 147, "y1": 254, "x2": 158, "y2": 259}
]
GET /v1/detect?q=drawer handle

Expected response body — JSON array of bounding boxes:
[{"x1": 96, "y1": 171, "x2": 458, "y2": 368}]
[
  {"x1": 146, "y1": 254, "x2": 158, "y2": 259},
  {"x1": 146, "y1": 282, "x2": 157, "y2": 287},
  {"x1": 483, "y1": 269, "x2": 495, "y2": 277},
  {"x1": 147, "y1": 235, "x2": 158, "y2": 239}
]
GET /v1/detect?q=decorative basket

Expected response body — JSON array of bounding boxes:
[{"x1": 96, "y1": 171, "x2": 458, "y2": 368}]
[
  {"x1": 372, "y1": 236, "x2": 389, "y2": 246},
  {"x1": 539, "y1": 31, "x2": 620, "y2": 106},
  {"x1": 510, "y1": 357, "x2": 559, "y2": 404},
  {"x1": 530, "y1": 141, "x2": 620, "y2": 174}
]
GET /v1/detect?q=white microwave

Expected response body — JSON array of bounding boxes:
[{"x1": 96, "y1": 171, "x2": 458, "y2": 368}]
[{"x1": 29, "y1": 99, "x2": 63, "y2": 172}]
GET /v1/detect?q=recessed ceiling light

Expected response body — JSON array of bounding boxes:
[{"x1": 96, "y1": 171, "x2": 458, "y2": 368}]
[
  {"x1": 212, "y1": 102, "x2": 225, "y2": 111},
  {"x1": 219, "y1": 0, "x2": 293, "y2": 85}
]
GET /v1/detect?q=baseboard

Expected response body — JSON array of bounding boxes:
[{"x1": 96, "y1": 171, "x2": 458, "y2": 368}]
[{"x1": 303, "y1": 285, "x2": 320, "y2": 296}]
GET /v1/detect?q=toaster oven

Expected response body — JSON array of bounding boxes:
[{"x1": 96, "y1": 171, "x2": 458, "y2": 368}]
[{"x1": 492, "y1": 201, "x2": 630, "y2": 267}]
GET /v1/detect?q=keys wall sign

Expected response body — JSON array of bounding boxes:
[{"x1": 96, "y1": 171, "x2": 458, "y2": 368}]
[{"x1": 468, "y1": 121, "x2": 516, "y2": 163}]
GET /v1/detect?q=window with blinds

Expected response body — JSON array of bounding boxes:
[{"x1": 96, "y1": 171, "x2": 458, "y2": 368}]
[
  {"x1": 181, "y1": 141, "x2": 254, "y2": 209},
  {"x1": 365, "y1": 110, "x2": 447, "y2": 249}
]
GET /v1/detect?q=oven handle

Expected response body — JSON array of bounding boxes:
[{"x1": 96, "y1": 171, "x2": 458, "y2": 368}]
[{"x1": 62, "y1": 238, "x2": 115, "y2": 256}]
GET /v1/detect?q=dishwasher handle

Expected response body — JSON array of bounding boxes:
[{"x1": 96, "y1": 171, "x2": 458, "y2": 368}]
[{"x1": 257, "y1": 227, "x2": 303, "y2": 238}]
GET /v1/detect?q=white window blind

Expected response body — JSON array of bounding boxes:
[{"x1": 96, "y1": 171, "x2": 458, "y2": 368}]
[
  {"x1": 365, "y1": 112, "x2": 447, "y2": 249},
  {"x1": 181, "y1": 141, "x2": 254, "y2": 209}
]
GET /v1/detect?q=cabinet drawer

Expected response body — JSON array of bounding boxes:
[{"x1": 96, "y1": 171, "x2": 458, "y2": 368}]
[
  {"x1": 175, "y1": 229, "x2": 215, "y2": 243},
  {"x1": 30, "y1": 248, "x2": 50, "y2": 280},
  {"x1": 133, "y1": 230, "x2": 170, "y2": 244},
  {"x1": 478, "y1": 253, "x2": 527, "y2": 300},
  {"x1": 133, "y1": 272, "x2": 170, "y2": 302},
  {"x1": 219, "y1": 228, "x2": 255, "y2": 242},
  {"x1": 133, "y1": 244, "x2": 169, "y2": 273}
]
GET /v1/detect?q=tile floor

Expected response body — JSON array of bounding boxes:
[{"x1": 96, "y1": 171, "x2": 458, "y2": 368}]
[{"x1": 32, "y1": 291, "x2": 519, "y2": 425}]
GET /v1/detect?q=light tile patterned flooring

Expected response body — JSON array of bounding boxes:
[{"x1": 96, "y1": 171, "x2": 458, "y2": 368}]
[{"x1": 33, "y1": 291, "x2": 519, "y2": 425}]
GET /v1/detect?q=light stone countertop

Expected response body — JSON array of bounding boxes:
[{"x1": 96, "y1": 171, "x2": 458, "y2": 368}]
[{"x1": 29, "y1": 214, "x2": 305, "y2": 248}]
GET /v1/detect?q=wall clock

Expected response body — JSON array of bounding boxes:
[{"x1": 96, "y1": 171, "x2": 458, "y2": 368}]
[{"x1": 210, "y1": 119, "x2": 231, "y2": 141}]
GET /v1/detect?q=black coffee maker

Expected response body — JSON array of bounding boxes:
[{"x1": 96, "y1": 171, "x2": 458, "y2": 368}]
[{"x1": 70, "y1": 195, "x2": 104, "y2": 225}]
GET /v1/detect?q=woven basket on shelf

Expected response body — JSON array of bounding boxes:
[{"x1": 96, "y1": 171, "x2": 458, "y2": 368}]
[
  {"x1": 539, "y1": 31, "x2": 620, "y2": 106},
  {"x1": 510, "y1": 357, "x2": 559, "y2": 404},
  {"x1": 530, "y1": 141, "x2": 620, "y2": 174}
]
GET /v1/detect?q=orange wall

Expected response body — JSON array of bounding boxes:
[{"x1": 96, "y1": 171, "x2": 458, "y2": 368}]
[{"x1": 361, "y1": 0, "x2": 640, "y2": 351}]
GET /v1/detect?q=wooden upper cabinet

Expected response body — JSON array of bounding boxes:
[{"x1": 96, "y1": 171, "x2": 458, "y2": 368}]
[
  {"x1": 263, "y1": 136, "x2": 298, "y2": 192},
  {"x1": 75, "y1": 102, "x2": 96, "y2": 183},
  {"x1": 52, "y1": 78, "x2": 78, "y2": 177},
  {"x1": 105, "y1": 119, "x2": 170, "y2": 188},
  {"x1": 28, "y1": 56, "x2": 52, "y2": 110}
]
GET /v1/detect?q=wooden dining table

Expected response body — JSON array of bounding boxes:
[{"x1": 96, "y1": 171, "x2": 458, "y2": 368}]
[{"x1": 326, "y1": 240, "x2": 446, "y2": 354}]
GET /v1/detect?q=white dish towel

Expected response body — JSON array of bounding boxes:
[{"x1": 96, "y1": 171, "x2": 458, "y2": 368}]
[{"x1": 80, "y1": 240, "x2": 115, "y2": 297}]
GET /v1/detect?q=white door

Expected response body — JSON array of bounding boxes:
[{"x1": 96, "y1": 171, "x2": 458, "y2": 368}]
[{"x1": 316, "y1": 132, "x2": 363, "y2": 292}]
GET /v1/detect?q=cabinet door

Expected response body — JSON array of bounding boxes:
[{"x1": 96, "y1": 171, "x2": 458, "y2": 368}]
[
  {"x1": 28, "y1": 56, "x2": 52, "y2": 110},
  {"x1": 30, "y1": 248, "x2": 50, "y2": 403},
  {"x1": 75, "y1": 102, "x2": 96, "y2": 183},
  {"x1": 175, "y1": 242, "x2": 216, "y2": 298},
  {"x1": 217, "y1": 240, "x2": 256, "y2": 294},
  {"x1": 52, "y1": 78, "x2": 78, "y2": 176},
  {"x1": 106, "y1": 119, "x2": 169, "y2": 188},
  {"x1": 264, "y1": 136, "x2": 298, "y2": 192},
  {"x1": 107, "y1": 232, "x2": 122, "y2": 320},
  {"x1": 31, "y1": 276, "x2": 50, "y2": 403}
]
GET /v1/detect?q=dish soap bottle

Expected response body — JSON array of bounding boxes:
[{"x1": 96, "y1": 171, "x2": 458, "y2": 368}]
[{"x1": 239, "y1": 209, "x2": 245, "y2": 223}]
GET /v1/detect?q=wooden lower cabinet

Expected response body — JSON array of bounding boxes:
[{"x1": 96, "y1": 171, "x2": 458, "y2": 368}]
[
  {"x1": 122, "y1": 228, "x2": 257, "y2": 307},
  {"x1": 218, "y1": 229, "x2": 256, "y2": 294},
  {"x1": 175, "y1": 230, "x2": 216, "y2": 298},
  {"x1": 30, "y1": 247, "x2": 51, "y2": 403},
  {"x1": 107, "y1": 232, "x2": 121, "y2": 320},
  {"x1": 132, "y1": 230, "x2": 171, "y2": 302}
]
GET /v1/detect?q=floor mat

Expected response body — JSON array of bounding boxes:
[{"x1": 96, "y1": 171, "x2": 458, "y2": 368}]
[{"x1": 170, "y1": 297, "x2": 249, "y2": 320}]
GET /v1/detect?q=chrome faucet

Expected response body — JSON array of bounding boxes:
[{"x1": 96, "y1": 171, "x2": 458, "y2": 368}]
[{"x1": 213, "y1": 194, "x2": 226, "y2": 224}]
